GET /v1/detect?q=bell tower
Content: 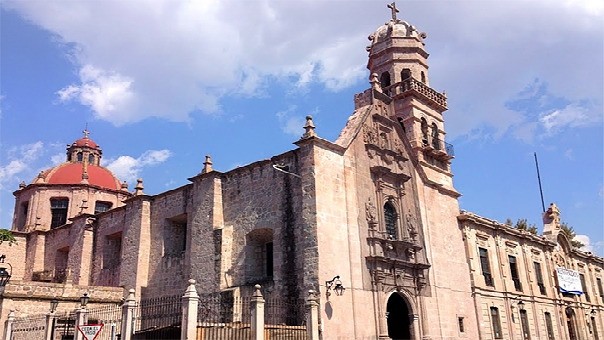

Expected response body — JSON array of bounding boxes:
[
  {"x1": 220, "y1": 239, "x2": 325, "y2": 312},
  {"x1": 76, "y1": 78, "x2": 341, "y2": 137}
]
[{"x1": 367, "y1": 3, "x2": 453, "y2": 187}]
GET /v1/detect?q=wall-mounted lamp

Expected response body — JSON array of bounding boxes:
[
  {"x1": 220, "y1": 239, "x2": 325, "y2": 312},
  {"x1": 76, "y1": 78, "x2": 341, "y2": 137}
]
[
  {"x1": 50, "y1": 298, "x2": 59, "y2": 313},
  {"x1": 325, "y1": 276, "x2": 345, "y2": 297},
  {"x1": 517, "y1": 300, "x2": 525, "y2": 309},
  {"x1": 80, "y1": 293, "x2": 90, "y2": 308},
  {"x1": 591, "y1": 309, "x2": 597, "y2": 316},
  {"x1": 0, "y1": 255, "x2": 12, "y2": 287}
]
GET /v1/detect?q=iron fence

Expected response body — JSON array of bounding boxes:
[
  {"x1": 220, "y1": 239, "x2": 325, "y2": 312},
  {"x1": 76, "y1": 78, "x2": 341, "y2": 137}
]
[
  {"x1": 55, "y1": 311, "x2": 76, "y2": 340},
  {"x1": 265, "y1": 297, "x2": 306, "y2": 340},
  {"x1": 11, "y1": 314, "x2": 46, "y2": 340},
  {"x1": 88, "y1": 304, "x2": 123, "y2": 340},
  {"x1": 132, "y1": 295, "x2": 181, "y2": 340},
  {"x1": 196, "y1": 292, "x2": 251, "y2": 340}
]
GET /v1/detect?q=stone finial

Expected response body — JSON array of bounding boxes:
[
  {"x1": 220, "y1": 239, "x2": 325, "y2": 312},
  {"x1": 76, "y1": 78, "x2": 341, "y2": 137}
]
[
  {"x1": 202, "y1": 155, "x2": 213, "y2": 174},
  {"x1": 35, "y1": 171, "x2": 45, "y2": 184},
  {"x1": 121, "y1": 181, "x2": 129, "y2": 191},
  {"x1": 183, "y1": 279, "x2": 198, "y2": 297},
  {"x1": 126, "y1": 288, "x2": 136, "y2": 302},
  {"x1": 302, "y1": 116, "x2": 317, "y2": 139},
  {"x1": 542, "y1": 202, "x2": 561, "y2": 237},
  {"x1": 370, "y1": 73, "x2": 381, "y2": 93},
  {"x1": 134, "y1": 178, "x2": 144, "y2": 195},
  {"x1": 81, "y1": 170, "x2": 89, "y2": 184},
  {"x1": 18, "y1": 181, "x2": 26, "y2": 189},
  {"x1": 252, "y1": 284, "x2": 263, "y2": 298}
]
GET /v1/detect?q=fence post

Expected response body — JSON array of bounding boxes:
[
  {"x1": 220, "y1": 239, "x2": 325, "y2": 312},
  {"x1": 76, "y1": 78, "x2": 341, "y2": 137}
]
[
  {"x1": 3, "y1": 310, "x2": 15, "y2": 340},
  {"x1": 45, "y1": 310, "x2": 56, "y2": 340},
  {"x1": 120, "y1": 289, "x2": 136, "y2": 340},
  {"x1": 181, "y1": 279, "x2": 199, "y2": 340},
  {"x1": 306, "y1": 290, "x2": 320, "y2": 340},
  {"x1": 74, "y1": 306, "x2": 88, "y2": 340},
  {"x1": 250, "y1": 284, "x2": 265, "y2": 340}
]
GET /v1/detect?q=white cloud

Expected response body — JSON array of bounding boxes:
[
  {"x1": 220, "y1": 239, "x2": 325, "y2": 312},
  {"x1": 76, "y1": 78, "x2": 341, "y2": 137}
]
[
  {"x1": 3, "y1": 1, "x2": 602, "y2": 140},
  {"x1": 575, "y1": 234, "x2": 594, "y2": 253},
  {"x1": 105, "y1": 149, "x2": 172, "y2": 184},
  {"x1": 0, "y1": 142, "x2": 44, "y2": 188},
  {"x1": 539, "y1": 103, "x2": 601, "y2": 134}
]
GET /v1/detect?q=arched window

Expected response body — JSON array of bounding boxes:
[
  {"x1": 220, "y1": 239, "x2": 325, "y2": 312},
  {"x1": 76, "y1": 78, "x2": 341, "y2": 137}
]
[
  {"x1": 77, "y1": 152, "x2": 83, "y2": 162},
  {"x1": 401, "y1": 68, "x2": 411, "y2": 81},
  {"x1": 88, "y1": 154, "x2": 95, "y2": 165},
  {"x1": 431, "y1": 123, "x2": 440, "y2": 150},
  {"x1": 420, "y1": 118, "x2": 429, "y2": 145},
  {"x1": 397, "y1": 117, "x2": 406, "y2": 132},
  {"x1": 380, "y1": 72, "x2": 391, "y2": 94},
  {"x1": 421, "y1": 71, "x2": 426, "y2": 83},
  {"x1": 384, "y1": 201, "x2": 398, "y2": 240}
]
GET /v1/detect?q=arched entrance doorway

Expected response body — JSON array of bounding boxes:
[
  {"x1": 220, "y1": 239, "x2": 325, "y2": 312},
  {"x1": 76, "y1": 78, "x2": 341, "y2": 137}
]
[{"x1": 387, "y1": 293, "x2": 412, "y2": 340}]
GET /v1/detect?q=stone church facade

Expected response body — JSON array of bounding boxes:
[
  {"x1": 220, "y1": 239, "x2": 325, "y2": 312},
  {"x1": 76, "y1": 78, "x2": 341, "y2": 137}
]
[{"x1": 1, "y1": 4, "x2": 602, "y2": 340}]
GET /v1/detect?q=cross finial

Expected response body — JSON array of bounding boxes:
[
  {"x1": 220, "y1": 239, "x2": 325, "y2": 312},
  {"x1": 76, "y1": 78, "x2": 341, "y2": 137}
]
[
  {"x1": 387, "y1": 2, "x2": 399, "y2": 21},
  {"x1": 82, "y1": 125, "x2": 90, "y2": 139}
]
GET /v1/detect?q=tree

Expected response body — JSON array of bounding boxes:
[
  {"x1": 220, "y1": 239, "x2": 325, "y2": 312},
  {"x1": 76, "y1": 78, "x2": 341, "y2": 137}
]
[
  {"x1": 0, "y1": 229, "x2": 16, "y2": 245},
  {"x1": 560, "y1": 222, "x2": 585, "y2": 248},
  {"x1": 512, "y1": 218, "x2": 538, "y2": 235}
]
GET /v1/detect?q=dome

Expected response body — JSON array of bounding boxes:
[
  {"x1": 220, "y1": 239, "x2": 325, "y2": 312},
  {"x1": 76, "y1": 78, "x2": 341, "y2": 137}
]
[
  {"x1": 368, "y1": 20, "x2": 426, "y2": 48},
  {"x1": 39, "y1": 163, "x2": 122, "y2": 191},
  {"x1": 72, "y1": 136, "x2": 99, "y2": 149}
]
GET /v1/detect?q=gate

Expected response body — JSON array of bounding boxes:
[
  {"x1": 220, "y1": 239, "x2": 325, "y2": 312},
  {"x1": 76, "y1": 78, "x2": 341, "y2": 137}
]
[
  {"x1": 132, "y1": 295, "x2": 182, "y2": 340},
  {"x1": 88, "y1": 304, "x2": 123, "y2": 340}
]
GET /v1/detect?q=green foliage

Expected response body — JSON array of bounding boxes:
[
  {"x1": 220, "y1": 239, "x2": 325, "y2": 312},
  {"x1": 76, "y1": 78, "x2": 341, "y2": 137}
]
[
  {"x1": 560, "y1": 222, "x2": 585, "y2": 248},
  {"x1": 511, "y1": 218, "x2": 538, "y2": 235},
  {"x1": 0, "y1": 229, "x2": 16, "y2": 245}
]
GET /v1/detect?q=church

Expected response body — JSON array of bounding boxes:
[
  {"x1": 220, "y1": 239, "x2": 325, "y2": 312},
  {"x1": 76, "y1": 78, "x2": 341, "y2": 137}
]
[{"x1": 1, "y1": 3, "x2": 602, "y2": 340}]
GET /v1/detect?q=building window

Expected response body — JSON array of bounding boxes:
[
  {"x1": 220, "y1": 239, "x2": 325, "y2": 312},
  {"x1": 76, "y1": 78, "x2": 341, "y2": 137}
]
[
  {"x1": 50, "y1": 198, "x2": 69, "y2": 228},
  {"x1": 420, "y1": 118, "x2": 429, "y2": 145},
  {"x1": 592, "y1": 316, "x2": 600, "y2": 340},
  {"x1": 88, "y1": 154, "x2": 95, "y2": 165},
  {"x1": 77, "y1": 152, "x2": 83, "y2": 162},
  {"x1": 509, "y1": 255, "x2": 522, "y2": 291},
  {"x1": 534, "y1": 262, "x2": 546, "y2": 295},
  {"x1": 580, "y1": 273, "x2": 590, "y2": 302},
  {"x1": 18, "y1": 201, "x2": 29, "y2": 229},
  {"x1": 245, "y1": 228, "x2": 274, "y2": 283},
  {"x1": 458, "y1": 317, "x2": 465, "y2": 333},
  {"x1": 380, "y1": 71, "x2": 391, "y2": 89},
  {"x1": 520, "y1": 309, "x2": 531, "y2": 339},
  {"x1": 103, "y1": 232, "x2": 122, "y2": 270},
  {"x1": 544, "y1": 312, "x2": 555, "y2": 340},
  {"x1": 163, "y1": 214, "x2": 187, "y2": 257},
  {"x1": 384, "y1": 201, "x2": 398, "y2": 240},
  {"x1": 490, "y1": 307, "x2": 503, "y2": 339},
  {"x1": 431, "y1": 123, "x2": 440, "y2": 150},
  {"x1": 479, "y1": 247, "x2": 494, "y2": 287},
  {"x1": 401, "y1": 68, "x2": 411, "y2": 80},
  {"x1": 94, "y1": 201, "x2": 113, "y2": 214},
  {"x1": 597, "y1": 278, "x2": 604, "y2": 303},
  {"x1": 421, "y1": 71, "x2": 426, "y2": 83}
]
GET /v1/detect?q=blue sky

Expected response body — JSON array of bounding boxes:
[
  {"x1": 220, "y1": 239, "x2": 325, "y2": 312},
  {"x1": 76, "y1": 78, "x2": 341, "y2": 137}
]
[{"x1": 1, "y1": 1, "x2": 602, "y2": 255}]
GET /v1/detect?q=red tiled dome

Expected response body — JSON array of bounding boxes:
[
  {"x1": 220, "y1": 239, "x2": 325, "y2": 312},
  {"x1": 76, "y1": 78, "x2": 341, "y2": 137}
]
[
  {"x1": 45, "y1": 163, "x2": 121, "y2": 190},
  {"x1": 73, "y1": 137, "x2": 99, "y2": 149}
]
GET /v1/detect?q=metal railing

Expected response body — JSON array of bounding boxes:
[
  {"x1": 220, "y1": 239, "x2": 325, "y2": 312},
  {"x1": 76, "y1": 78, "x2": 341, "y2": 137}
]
[{"x1": 88, "y1": 304, "x2": 123, "y2": 340}]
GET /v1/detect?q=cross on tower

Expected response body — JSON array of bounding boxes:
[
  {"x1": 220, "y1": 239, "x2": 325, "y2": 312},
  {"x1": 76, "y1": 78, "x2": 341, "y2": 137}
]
[
  {"x1": 387, "y1": 2, "x2": 399, "y2": 21},
  {"x1": 83, "y1": 123, "x2": 90, "y2": 138}
]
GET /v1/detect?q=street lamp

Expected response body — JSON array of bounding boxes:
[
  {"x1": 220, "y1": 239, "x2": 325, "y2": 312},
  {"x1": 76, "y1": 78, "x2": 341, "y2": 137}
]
[
  {"x1": 0, "y1": 255, "x2": 12, "y2": 287},
  {"x1": 325, "y1": 276, "x2": 345, "y2": 297},
  {"x1": 80, "y1": 293, "x2": 89, "y2": 308},
  {"x1": 50, "y1": 299, "x2": 59, "y2": 313}
]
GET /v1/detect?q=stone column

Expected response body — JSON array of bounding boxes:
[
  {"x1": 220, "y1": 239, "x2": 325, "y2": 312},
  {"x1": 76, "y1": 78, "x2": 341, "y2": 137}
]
[
  {"x1": 181, "y1": 279, "x2": 199, "y2": 340},
  {"x1": 3, "y1": 310, "x2": 15, "y2": 340},
  {"x1": 250, "y1": 284, "x2": 265, "y2": 340},
  {"x1": 45, "y1": 311, "x2": 56, "y2": 340},
  {"x1": 74, "y1": 307, "x2": 87, "y2": 340},
  {"x1": 305, "y1": 290, "x2": 320, "y2": 340},
  {"x1": 120, "y1": 289, "x2": 136, "y2": 340}
]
